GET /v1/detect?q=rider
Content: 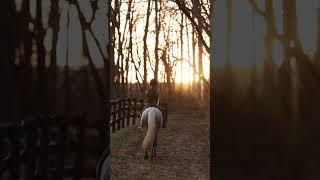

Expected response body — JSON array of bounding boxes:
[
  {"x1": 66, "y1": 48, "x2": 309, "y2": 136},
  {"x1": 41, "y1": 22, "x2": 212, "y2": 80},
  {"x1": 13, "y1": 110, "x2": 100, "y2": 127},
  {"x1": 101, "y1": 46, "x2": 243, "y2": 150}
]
[
  {"x1": 138, "y1": 79, "x2": 161, "y2": 128},
  {"x1": 145, "y1": 79, "x2": 159, "y2": 106}
]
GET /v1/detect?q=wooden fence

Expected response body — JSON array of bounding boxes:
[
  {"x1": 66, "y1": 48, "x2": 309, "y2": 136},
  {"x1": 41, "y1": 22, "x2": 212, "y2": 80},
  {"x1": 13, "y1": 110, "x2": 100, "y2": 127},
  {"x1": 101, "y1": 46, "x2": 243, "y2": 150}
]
[
  {"x1": 0, "y1": 98, "x2": 168, "y2": 180},
  {"x1": 0, "y1": 114, "x2": 106, "y2": 180},
  {"x1": 109, "y1": 98, "x2": 168, "y2": 133}
]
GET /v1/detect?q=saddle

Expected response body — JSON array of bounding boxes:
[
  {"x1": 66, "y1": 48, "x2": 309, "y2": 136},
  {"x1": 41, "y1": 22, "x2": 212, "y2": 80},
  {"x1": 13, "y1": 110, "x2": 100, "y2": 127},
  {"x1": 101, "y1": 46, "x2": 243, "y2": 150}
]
[{"x1": 141, "y1": 104, "x2": 161, "y2": 112}]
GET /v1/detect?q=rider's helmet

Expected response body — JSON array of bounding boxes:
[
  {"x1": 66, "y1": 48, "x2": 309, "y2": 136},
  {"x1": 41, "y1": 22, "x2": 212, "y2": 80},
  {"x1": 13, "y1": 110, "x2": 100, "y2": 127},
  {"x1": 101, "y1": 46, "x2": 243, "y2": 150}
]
[{"x1": 150, "y1": 79, "x2": 158, "y2": 87}]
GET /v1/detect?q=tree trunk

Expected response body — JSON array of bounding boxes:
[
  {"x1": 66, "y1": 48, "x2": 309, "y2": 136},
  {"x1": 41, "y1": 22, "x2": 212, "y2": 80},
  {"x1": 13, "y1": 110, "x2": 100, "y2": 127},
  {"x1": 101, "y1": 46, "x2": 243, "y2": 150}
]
[
  {"x1": 226, "y1": 0, "x2": 232, "y2": 66},
  {"x1": 195, "y1": 0, "x2": 204, "y2": 101},
  {"x1": 180, "y1": 13, "x2": 184, "y2": 87},
  {"x1": 114, "y1": 0, "x2": 120, "y2": 96},
  {"x1": 185, "y1": 15, "x2": 192, "y2": 91},
  {"x1": 0, "y1": 0, "x2": 16, "y2": 122},
  {"x1": 76, "y1": 3, "x2": 106, "y2": 107},
  {"x1": 125, "y1": 0, "x2": 133, "y2": 96},
  {"x1": 65, "y1": 7, "x2": 70, "y2": 114},
  {"x1": 128, "y1": 25, "x2": 133, "y2": 96},
  {"x1": 314, "y1": 7, "x2": 320, "y2": 62},
  {"x1": 110, "y1": 5, "x2": 116, "y2": 97},
  {"x1": 49, "y1": 0, "x2": 60, "y2": 114},
  {"x1": 154, "y1": 0, "x2": 160, "y2": 81},
  {"x1": 248, "y1": 3, "x2": 258, "y2": 100},
  {"x1": 192, "y1": 26, "x2": 196, "y2": 88},
  {"x1": 143, "y1": 0, "x2": 152, "y2": 91},
  {"x1": 282, "y1": 1, "x2": 302, "y2": 178},
  {"x1": 20, "y1": 0, "x2": 34, "y2": 116},
  {"x1": 116, "y1": 0, "x2": 125, "y2": 96},
  {"x1": 222, "y1": 0, "x2": 235, "y2": 105},
  {"x1": 263, "y1": 0, "x2": 276, "y2": 95},
  {"x1": 36, "y1": 0, "x2": 48, "y2": 114}
]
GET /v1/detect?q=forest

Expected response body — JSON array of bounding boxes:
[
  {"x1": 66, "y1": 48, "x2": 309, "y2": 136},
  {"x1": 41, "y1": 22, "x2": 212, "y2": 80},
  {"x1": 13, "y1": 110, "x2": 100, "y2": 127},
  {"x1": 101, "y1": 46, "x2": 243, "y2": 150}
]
[
  {"x1": 2, "y1": 0, "x2": 320, "y2": 179},
  {"x1": 214, "y1": 0, "x2": 320, "y2": 179},
  {"x1": 0, "y1": 0, "x2": 211, "y2": 123},
  {"x1": 1, "y1": 0, "x2": 211, "y2": 178},
  {"x1": 110, "y1": 0, "x2": 211, "y2": 111}
]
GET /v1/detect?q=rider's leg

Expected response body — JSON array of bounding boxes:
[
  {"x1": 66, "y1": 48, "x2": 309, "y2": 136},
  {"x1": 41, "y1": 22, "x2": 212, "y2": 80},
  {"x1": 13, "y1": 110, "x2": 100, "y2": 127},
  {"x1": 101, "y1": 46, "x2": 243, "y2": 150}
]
[
  {"x1": 159, "y1": 107, "x2": 167, "y2": 128},
  {"x1": 138, "y1": 107, "x2": 145, "y2": 128}
]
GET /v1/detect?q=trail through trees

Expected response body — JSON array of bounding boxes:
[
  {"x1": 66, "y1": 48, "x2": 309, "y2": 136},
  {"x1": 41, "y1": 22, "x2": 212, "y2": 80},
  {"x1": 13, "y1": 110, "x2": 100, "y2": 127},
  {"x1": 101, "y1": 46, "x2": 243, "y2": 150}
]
[{"x1": 110, "y1": 110, "x2": 210, "y2": 179}]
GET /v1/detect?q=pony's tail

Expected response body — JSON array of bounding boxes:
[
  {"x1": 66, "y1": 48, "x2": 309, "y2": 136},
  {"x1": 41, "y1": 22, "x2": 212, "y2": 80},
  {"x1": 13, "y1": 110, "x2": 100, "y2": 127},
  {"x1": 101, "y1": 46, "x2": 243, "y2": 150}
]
[{"x1": 142, "y1": 110, "x2": 157, "y2": 150}]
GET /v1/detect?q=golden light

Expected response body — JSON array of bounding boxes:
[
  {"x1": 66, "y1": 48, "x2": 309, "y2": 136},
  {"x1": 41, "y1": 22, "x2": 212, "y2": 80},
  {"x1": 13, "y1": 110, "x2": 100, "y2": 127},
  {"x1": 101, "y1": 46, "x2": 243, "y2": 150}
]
[{"x1": 115, "y1": 0, "x2": 210, "y2": 85}]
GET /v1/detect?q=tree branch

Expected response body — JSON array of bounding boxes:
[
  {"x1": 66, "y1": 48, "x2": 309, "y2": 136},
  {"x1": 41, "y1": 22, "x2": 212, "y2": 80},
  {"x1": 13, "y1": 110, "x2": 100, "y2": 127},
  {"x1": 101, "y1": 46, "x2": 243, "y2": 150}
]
[
  {"x1": 248, "y1": 0, "x2": 266, "y2": 17},
  {"x1": 171, "y1": 0, "x2": 210, "y2": 52}
]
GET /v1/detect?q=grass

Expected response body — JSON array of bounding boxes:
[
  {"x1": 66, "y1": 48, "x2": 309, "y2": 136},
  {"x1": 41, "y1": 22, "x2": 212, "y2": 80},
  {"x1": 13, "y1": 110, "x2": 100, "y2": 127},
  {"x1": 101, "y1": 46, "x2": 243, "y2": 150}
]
[{"x1": 110, "y1": 124, "x2": 138, "y2": 148}]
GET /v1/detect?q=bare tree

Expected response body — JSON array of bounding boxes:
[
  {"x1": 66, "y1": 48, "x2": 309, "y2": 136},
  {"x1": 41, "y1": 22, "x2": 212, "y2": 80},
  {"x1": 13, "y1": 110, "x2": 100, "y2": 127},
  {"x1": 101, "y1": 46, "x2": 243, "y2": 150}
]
[
  {"x1": 143, "y1": 0, "x2": 153, "y2": 91},
  {"x1": 48, "y1": 0, "x2": 60, "y2": 114},
  {"x1": 0, "y1": 0, "x2": 16, "y2": 122},
  {"x1": 180, "y1": 12, "x2": 184, "y2": 88},
  {"x1": 314, "y1": 7, "x2": 320, "y2": 62},
  {"x1": 20, "y1": 0, "x2": 34, "y2": 116},
  {"x1": 192, "y1": 22, "x2": 197, "y2": 88},
  {"x1": 72, "y1": 0, "x2": 107, "y2": 107},
  {"x1": 36, "y1": 0, "x2": 48, "y2": 114},
  {"x1": 154, "y1": 0, "x2": 161, "y2": 81},
  {"x1": 173, "y1": 0, "x2": 210, "y2": 52}
]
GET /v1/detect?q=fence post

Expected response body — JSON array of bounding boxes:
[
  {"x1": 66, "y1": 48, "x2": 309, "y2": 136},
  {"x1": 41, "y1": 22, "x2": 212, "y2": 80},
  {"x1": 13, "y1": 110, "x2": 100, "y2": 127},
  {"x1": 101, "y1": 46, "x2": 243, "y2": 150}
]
[
  {"x1": 111, "y1": 101, "x2": 116, "y2": 133},
  {"x1": 116, "y1": 99, "x2": 121, "y2": 130},
  {"x1": 127, "y1": 98, "x2": 131, "y2": 126},
  {"x1": 74, "y1": 115, "x2": 85, "y2": 180},
  {"x1": 25, "y1": 119, "x2": 37, "y2": 180},
  {"x1": 121, "y1": 99, "x2": 125, "y2": 129},
  {"x1": 39, "y1": 115, "x2": 49, "y2": 180},
  {"x1": 132, "y1": 98, "x2": 137, "y2": 125},
  {"x1": 9, "y1": 125, "x2": 20, "y2": 180},
  {"x1": 56, "y1": 116, "x2": 66, "y2": 180}
]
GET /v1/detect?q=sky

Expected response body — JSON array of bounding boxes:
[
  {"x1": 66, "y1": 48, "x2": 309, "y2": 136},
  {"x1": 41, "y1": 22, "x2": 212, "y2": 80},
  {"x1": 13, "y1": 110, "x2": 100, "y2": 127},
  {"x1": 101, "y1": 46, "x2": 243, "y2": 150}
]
[{"x1": 214, "y1": 0, "x2": 319, "y2": 68}]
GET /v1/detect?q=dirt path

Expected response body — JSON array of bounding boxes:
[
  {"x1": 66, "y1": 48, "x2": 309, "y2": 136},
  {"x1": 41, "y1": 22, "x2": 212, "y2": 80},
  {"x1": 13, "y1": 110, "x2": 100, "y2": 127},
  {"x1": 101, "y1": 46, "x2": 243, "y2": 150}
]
[{"x1": 110, "y1": 110, "x2": 210, "y2": 180}]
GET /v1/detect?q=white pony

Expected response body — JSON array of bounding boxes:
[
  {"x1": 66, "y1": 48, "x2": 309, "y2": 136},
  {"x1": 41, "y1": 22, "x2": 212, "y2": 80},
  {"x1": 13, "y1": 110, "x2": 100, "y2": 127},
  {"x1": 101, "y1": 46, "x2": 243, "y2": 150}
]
[{"x1": 140, "y1": 107, "x2": 163, "y2": 160}]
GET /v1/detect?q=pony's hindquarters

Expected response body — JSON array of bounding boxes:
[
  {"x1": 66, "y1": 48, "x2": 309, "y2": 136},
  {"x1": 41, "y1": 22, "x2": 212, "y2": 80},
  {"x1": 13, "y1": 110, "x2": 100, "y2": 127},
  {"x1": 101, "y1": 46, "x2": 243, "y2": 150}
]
[{"x1": 142, "y1": 109, "x2": 157, "y2": 150}]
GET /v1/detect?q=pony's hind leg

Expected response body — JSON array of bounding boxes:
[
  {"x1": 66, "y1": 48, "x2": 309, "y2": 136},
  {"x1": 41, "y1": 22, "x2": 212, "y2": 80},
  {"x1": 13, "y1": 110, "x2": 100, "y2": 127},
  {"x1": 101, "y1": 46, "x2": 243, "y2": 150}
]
[
  {"x1": 152, "y1": 141, "x2": 157, "y2": 157},
  {"x1": 144, "y1": 150, "x2": 149, "y2": 160},
  {"x1": 150, "y1": 148, "x2": 154, "y2": 161},
  {"x1": 153, "y1": 144, "x2": 157, "y2": 157},
  {"x1": 153, "y1": 132, "x2": 158, "y2": 157}
]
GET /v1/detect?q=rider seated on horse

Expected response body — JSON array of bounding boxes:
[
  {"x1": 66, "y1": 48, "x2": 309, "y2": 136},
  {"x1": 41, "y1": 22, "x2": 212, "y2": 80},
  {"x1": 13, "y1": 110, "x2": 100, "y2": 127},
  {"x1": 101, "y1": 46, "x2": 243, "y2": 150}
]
[{"x1": 138, "y1": 79, "x2": 162, "y2": 128}]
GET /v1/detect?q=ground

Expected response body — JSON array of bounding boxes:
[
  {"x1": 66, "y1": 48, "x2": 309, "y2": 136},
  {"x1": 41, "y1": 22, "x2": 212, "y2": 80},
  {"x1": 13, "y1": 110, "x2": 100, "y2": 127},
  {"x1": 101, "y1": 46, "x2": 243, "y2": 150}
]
[{"x1": 110, "y1": 109, "x2": 210, "y2": 180}]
